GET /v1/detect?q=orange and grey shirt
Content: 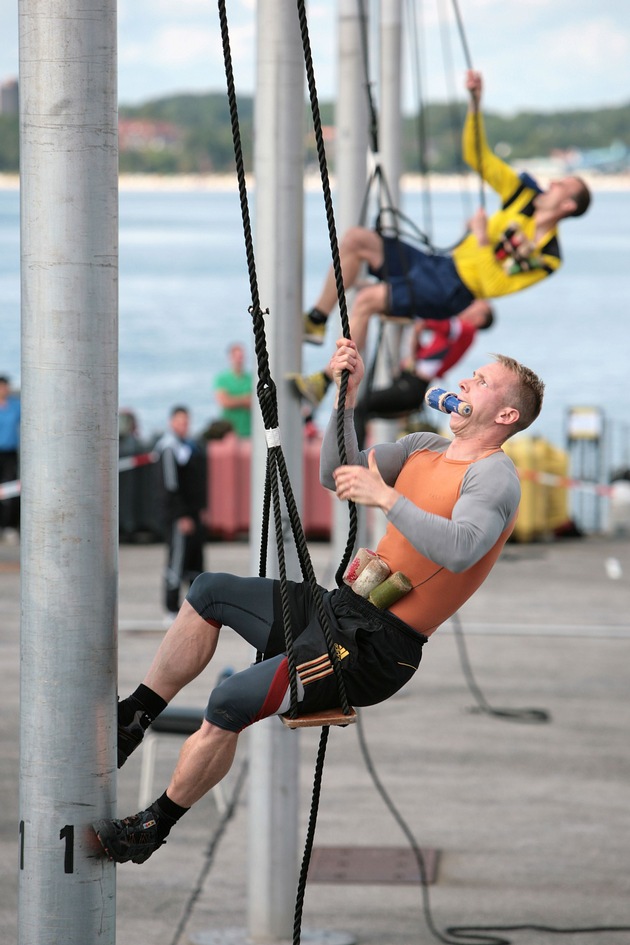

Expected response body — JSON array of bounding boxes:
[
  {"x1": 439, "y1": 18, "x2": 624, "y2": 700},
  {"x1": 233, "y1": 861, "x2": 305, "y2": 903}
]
[
  {"x1": 321, "y1": 413, "x2": 521, "y2": 637},
  {"x1": 451, "y1": 112, "x2": 562, "y2": 300}
]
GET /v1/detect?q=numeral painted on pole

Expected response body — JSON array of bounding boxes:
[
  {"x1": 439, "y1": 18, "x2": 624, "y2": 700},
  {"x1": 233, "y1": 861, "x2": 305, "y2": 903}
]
[
  {"x1": 18, "y1": 822, "x2": 77, "y2": 872},
  {"x1": 60, "y1": 824, "x2": 74, "y2": 873}
]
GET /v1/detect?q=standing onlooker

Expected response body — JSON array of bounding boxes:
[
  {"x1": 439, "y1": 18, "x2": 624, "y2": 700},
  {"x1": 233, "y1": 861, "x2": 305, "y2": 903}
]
[
  {"x1": 155, "y1": 406, "x2": 207, "y2": 620},
  {"x1": 352, "y1": 299, "x2": 495, "y2": 446},
  {"x1": 214, "y1": 342, "x2": 252, "y2": 437},
  {"x1": 0, "y1": 375, "x2": 21, "y2": 541}
]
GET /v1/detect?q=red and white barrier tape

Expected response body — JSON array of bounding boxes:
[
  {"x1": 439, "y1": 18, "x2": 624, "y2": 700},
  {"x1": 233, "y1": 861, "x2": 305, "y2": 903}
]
[
  {"x1": 517, "y1": 468, "x2": 614, "y2": 497},
  {"x1": 0, "y1": 480, "x2": 21, "y2": 500},
  {"x1": 0, "y1": 452, "x2": 159, "y2": 500},
  {"x1": 0, "y1": 454, "x2": 619, "y2": 501},
  {"x1": 116, "y1": 451, "x2": 159, "y2": 472}
]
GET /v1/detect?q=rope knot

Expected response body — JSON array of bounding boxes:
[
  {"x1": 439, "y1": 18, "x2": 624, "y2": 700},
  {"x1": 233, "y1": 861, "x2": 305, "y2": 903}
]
[{"x1": 257, "y1": 380, "x2": 279, "y2": 430}]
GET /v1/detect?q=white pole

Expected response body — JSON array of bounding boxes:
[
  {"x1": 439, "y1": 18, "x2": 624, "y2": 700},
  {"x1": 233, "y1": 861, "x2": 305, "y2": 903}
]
[
  {"x1": 18, "y1": 1, "x2": 118, "y2": 944},
  {"x1": 332, "y1": 0, "x2": 370, "y2": 569},
  {"x1": 380, "y1": 0, "x2": 403, "y2": 211},
  {"x1": 247, "y1": 0, "x2": 304, "y2": 939},
  {"x1": 369, "y1": 0, "x2": 403, "y2": 545}
]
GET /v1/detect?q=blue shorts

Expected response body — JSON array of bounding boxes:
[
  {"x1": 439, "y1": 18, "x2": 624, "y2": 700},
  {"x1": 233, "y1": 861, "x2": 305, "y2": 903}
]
[{"x1": 369, "y1": 236, "x2": 474, "y2": 320}]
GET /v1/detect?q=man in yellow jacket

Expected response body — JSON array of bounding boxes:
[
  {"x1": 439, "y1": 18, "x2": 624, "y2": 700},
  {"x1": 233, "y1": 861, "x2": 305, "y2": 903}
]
[{"x1": 302, "y1": 70, "x2": 591, "y2": 352}]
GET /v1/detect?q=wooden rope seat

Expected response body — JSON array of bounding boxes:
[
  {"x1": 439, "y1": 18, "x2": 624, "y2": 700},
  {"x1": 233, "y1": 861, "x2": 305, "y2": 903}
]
[{"x1": 281, "y1": 706, "x2": 357, "y2": 729}]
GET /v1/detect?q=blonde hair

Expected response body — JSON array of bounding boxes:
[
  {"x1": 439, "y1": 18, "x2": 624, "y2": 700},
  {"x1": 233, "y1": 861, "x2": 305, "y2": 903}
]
[{"x1": 493, "y1": 354, "x2": 545, "y2": 434}]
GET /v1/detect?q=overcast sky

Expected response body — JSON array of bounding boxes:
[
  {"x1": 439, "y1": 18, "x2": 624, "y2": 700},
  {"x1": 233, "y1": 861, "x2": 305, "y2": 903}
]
[{"x1": 1, "y1": 1, "x2": 629, "y2": 116}]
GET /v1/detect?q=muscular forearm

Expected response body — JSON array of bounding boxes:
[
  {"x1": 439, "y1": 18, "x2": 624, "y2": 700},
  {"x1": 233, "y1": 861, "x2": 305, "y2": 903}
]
[
  {"x1": 217, "y1": 392, "x2": 251, "y2": 409},
  {"x1": 320, "y1": 408, "x2": 363, "y2": 488}
]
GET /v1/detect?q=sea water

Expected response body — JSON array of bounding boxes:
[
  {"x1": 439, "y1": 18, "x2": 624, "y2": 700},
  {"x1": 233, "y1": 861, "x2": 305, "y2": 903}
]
[{"x1": 1, "y1": 183, "x2": 629, "y2": 472}]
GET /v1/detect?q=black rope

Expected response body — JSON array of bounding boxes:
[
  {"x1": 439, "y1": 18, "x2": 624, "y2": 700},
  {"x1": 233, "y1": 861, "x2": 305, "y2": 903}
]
[
  {"x1": 449, "y1": 0, "x2": 486, "y2": 210},
  {"x1": 399, "y1": 0, "x2": 485, "y2": 249},
  {"x1": 292, "y1": 726, "x2": 330, "y2": 944},
  {"x1": 450, "y1": 612, "x2": 550, "y2": 724},
  {"x1": 356, "y1": 707, "x2": 630, "y2": 945},
  {"x1": 356, "y1": 0, "x2": 378, "y2": 156},
  {"x1": 352, "y1": 0, "x2": 435, "y2": 432},
  {"x1": 295, "y1": 0, "x2": 359, "y2": 588},
  {"x1": 217, "y1": 0, "x2": 351, "y2": 721},
  {"x1": 436, "y1": 0, "x2": 475, "y2": 229},
  {"x1": 405, "y1": 0, "x2": 435, "y2": 242}
]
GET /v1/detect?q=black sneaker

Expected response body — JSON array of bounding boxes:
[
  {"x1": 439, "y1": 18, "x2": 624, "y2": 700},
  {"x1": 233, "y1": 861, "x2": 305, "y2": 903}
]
[
  {"x1": 93, "y1": 808, "x2": 166, "y2": 864},
  {"x1": 117, "y1": 700, "x2": 151, "y2": 769}
]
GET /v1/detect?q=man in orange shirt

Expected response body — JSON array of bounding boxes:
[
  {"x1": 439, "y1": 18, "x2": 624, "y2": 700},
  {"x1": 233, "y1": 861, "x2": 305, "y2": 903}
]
[{"x1": 95, "y1": 338, "x2": 544, "y2": 867}]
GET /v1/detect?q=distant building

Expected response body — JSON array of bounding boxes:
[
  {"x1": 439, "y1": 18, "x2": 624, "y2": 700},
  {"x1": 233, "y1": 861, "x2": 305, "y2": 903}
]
[
  {"x1": 118, "y1": 118, "x2": 184, "y2": 153},
  {"x1": 0, "y1": 78, "x2": 18, "y2": 116}
]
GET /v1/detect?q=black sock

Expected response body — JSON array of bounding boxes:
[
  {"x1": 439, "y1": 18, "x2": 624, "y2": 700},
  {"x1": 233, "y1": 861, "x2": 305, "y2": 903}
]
[
  {"x1": 119, "y1": 685, "x2": 167, "y2": 727},
  {"x1": 132, "y1": 684, "x2": 168, "y2": 720},
  {"x1": 153, "y1": 791, "x2": 190, "y2": 841},
  {"x1": 308, "y1": 307, "x2": 328, "y2": 325}
]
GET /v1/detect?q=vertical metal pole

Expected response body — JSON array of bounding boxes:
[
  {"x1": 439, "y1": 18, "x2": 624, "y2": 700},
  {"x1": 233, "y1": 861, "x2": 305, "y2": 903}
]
[
  {"x1": 247, "y1": 0, "x2": 304, "y2": 939},
  {"x1": 332, "y1": 0, "x2": 370, "y2": 566},
  {"x1": 369, "y1": 0, "x2": 403, "y2": 545},
  {"x1": 380, "y1": 0, "x2": 403, "y2": 213},
  {"x1": 18, "y1": 2, "x2": 118, "y2": 943}
]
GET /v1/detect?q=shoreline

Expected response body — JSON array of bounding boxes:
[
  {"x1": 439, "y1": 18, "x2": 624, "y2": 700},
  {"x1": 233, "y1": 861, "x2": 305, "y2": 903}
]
[{"x1": 1, "y1": 170, "x2": 630, "y2": 193}]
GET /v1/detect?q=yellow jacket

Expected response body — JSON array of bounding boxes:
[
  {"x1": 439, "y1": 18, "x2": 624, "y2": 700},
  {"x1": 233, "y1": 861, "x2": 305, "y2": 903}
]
[{"x1": 452, "y1": 112, "x2": 562, "y2": 299}]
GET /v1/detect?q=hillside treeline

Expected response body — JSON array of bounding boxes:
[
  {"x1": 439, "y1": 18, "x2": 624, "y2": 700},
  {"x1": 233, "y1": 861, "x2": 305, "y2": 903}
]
[{"x1": 1, "y1": 93, "x2": 629, "y2": 175}]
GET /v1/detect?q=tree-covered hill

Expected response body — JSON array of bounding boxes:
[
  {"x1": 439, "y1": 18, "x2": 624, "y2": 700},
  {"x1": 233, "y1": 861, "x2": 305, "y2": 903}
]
[{"x1": 1, "y1": 92, "x2": 628, "y2": 175}]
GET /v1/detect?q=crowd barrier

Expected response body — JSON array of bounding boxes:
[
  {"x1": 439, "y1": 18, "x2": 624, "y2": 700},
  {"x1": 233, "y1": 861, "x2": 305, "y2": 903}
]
[
  {"x1": 200, "y1": 434, "x2": 332, "y2": 540},
  {"x1": 503, "y1": 436, "x2": 573, "y2": 541},
  {"x1": 146, "y1": 433, "x2": 581, "y2": 544},
  {"x1": 2, "y1": 434, "x2": 618, "y2": 543},
  {"x1": 117, "y1": 433, "x2": 333, "y2": 542}
]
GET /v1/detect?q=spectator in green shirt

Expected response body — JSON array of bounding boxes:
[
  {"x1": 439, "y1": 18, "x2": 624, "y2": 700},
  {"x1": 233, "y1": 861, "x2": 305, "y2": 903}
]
[{"x1": 213, "y1": 343, "x2": 252, "y2": 438}]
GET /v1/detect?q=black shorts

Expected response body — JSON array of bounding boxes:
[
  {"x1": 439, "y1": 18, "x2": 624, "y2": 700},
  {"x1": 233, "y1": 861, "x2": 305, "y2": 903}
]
[{"x1": 267, "y1": 582, "x2": 428, "y2": 713}]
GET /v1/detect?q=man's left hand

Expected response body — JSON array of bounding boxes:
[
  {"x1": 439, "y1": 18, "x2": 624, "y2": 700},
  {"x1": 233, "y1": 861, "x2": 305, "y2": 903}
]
[{"x1": 333, "y1": 450, "x2": 398, "y2": 512}]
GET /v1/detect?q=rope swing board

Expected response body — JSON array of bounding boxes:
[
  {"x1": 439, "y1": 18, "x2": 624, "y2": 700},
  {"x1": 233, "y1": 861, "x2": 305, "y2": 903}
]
[{"x1": 281, "y1": 707, "x2": 357, "y2": 729}]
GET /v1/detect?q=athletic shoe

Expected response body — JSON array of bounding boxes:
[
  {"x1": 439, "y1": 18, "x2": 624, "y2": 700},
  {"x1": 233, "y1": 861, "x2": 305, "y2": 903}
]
[
  {"x1": 289, "y1": 371, "x2": 330, "y2": 408},
  {"x1": 117, "y1": 700, "x2": 151, "y2": 769},
  {"x1": 93, "y1": 807, "x2": 166, "y2": 864},
  {"x1": 303, "y1": 312, "x2": 327, "y2": 345}
]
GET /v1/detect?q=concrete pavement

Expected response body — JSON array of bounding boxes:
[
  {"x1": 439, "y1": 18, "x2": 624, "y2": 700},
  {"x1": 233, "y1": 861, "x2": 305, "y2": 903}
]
[{"x1": 1, "y1": 532, "x2": 630, "y2": 945}]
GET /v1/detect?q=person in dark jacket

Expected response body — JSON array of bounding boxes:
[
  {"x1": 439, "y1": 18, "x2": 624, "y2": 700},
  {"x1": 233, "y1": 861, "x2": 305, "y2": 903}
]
[{"x1": 155, "y1": 406, "x2": 207, "y2": 618}]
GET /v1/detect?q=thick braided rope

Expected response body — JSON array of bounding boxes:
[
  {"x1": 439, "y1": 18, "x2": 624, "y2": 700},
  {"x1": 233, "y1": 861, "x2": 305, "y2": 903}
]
[
  {"x1": 292, "y1": 726, "x2": 330, "y2": 945},
  {"x1": 269, "y1": 456, "x2": 300, "y2": 713},
  {"x1": 217, "y1": 0, "x2": 277, "y2": 433},
  {"x1": 450, "y1": 0, "x2": 485, "y2": 210},
  {"x1": 275, "y1": 448, "x2": 351, "y2": 716},
  {"x1": 295, "y1": 0, "x2": 358, "y2": 586},
  {"x1": 218, "y1": 0, "x2": 351, "y2": 718}
]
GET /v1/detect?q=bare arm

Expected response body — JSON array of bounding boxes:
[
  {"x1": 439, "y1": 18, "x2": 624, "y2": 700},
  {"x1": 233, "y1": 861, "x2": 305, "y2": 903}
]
[
  {"x1": 215, "y1": 389, "x2": 251, "y2": 409},
  {"x1": 465, "y1": 69, "x2": 482, "y2": 112}
]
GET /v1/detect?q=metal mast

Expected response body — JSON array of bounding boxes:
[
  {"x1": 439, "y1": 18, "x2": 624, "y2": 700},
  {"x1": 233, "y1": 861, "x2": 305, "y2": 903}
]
[
  {"x1": 369, "y1": 0, "x2": 404, "y2": 545},
  {"x1": 18, "y1": 1, "x2": 119, "y2": 942},
  {"x1": 331, "y1": 0, "x2": 370, "y2": 567},
  {"x1": 247, "y1": 0, "x2": 304, "y2": 939}
]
